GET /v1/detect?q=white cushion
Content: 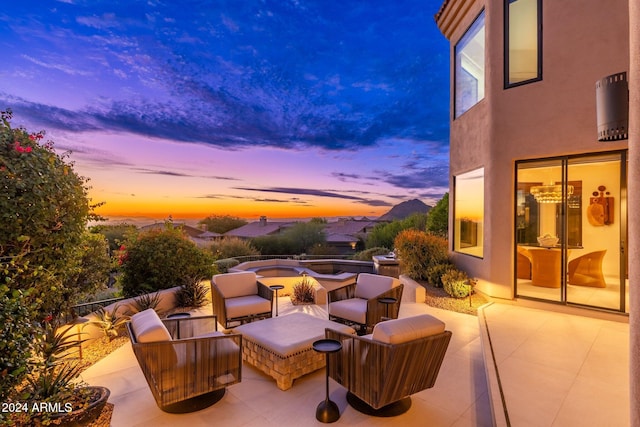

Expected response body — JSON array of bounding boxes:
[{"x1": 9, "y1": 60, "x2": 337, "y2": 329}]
[
  {"x1": 225, "y1": 295, "x2": 271, "y2": 320},
  {"x1": 372, "y1": 314, "x2": 446, "y2": 345},
  {"x1": 130, "y1": 309, "x2": 172, "y2": 343},
  {"x1": 354, "y1": 273, "x2": 396, "y2": 300},
  {"x1": 232, "y1": 312, "x2": 354, "y2": 357},
  {"x1": 213, "y1": 271, "x2": 258, "y2": 298},
  {"x1": 328, "y1": 298, "x2": 368, "y2": 324}
]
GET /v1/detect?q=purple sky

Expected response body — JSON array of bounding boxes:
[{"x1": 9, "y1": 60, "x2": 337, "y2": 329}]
[{"x1": 1, "y1": 0, "x2": 450, "y2": 223}]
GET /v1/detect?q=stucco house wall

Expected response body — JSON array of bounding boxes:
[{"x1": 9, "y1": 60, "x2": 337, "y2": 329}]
[{"x1": 438, "y1": 0, "x2": 629, "y2": 299}]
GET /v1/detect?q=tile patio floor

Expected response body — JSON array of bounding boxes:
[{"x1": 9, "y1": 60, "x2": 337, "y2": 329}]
[{"x1": 80, "y1": 298, "x2": 629, "y2": 426}]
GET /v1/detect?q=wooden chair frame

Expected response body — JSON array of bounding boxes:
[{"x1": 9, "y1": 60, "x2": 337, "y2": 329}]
[
  {"x1": 328, "y1": 282, "x2": 403, "y2": 334},
  {"x1": 210, "y1": 280, "x2": 274, "y2": 329},
  {"x1": 127, "y1": 315, "x2": 242, "y2": 413},
  {"x1": 325, "y1": 327, "x2": 452, "y2": 414}
]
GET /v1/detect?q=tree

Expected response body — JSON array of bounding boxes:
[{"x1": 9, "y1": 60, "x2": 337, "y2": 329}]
[
  {"x1": 198, "y1": 215, "x2": 247, "y2": 234},
  {"x1": 62, "y1": 232, "x2": 111, "y2": 303},
  {"x1": 1, "y1": 109, "x2": 93, "y2": 318},
  {"x1": 282, "y1": 221, "x2": 326, "y2": 253},
  {"x1": 426, "y1": 193, "x2": 449, "y2": 237},
  {"x1": 119, "y1": 224, "x2": 216, "y2": 297},
  {"x1": 89, "y1": 223, "x2": 137, "y2": 252}
]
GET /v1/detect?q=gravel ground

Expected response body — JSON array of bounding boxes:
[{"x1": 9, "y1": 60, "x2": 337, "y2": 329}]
[{"x1": 420, "y1": 281, "x2": 489, "y2": 316}]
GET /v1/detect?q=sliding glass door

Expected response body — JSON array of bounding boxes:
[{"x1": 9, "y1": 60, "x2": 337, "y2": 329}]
[{"x1": 515, "y1": 152, "x2": 628, "y2": 312}]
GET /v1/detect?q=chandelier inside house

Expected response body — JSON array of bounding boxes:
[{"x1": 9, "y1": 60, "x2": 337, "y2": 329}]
[{"x1": 530, "y1": 184, "x2": 574, "y2": 203}]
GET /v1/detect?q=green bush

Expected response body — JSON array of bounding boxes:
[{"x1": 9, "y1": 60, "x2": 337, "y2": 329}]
[
  {"x1": 1, "y1": 109, "x2": 92, "y2": 318},
  {"x1": 352, "y1": 246, "x2": 390, "y2": 261},
  {"x1": 0, "y1": 285, "x2": 34, "y2": 403},
  {"x1": 394, "y1": 230, "x2": 449, "y2": 281},
  {"x1": 208, "y1": 237, "x2": 259, "y2": 259},
  {"x1": 120, "y1": 225, "x2": 216, "y2": 297},
  {"x1": 441, "y1": 268, "x2": 471, "y2": 298},
  {"x1": 214, "y1": 258, "x2": 239, "y2": 273},
  {"x1": 426, "y1": 262, "x2": 456, "y2": 288}
]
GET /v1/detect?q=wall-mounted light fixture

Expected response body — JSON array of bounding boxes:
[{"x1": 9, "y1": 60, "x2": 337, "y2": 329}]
[{"x1": 596, "y1": 72, "x2": 628, "y2": 141}]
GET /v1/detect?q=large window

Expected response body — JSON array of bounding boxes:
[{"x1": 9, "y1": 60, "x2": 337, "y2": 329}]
[
  {"x1": 454, "y1": 168, "x2": 484, "y2": 257},
  {"x1": 505, "y1": 0, "x2": 541, "y2": 87},
  {"x1": 455, "y1": 11, "x2": 485, "y2": 118}
]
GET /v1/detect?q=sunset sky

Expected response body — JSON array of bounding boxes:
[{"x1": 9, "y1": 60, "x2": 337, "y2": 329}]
[{"x1": 1, "y1": 0, "x2": 450, "y2": 224}]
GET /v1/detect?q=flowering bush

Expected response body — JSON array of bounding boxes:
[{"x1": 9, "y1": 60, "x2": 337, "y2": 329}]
[{"x1": 1, "y1": 109, "x2": 92, "y2": 317}]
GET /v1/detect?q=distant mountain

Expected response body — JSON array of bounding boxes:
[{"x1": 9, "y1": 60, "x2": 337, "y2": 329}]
[{"x1": 378, "y1": 199, "x2": 431, "y2": 221}]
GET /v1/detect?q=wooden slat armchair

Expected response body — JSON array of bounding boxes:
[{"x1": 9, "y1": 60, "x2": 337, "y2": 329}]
[
  {"x1": 328, "y1": 273, "x2": 403, "y2": 334},
  {"x1": 325, "y1": 314, "x2": 452, "y2": 416},
  {"x1": 127, "y1": 309, "x2": 242, "y2": 413},
  {"x1": 211, "y1": 271, "x2": 273, "y2": 329}
]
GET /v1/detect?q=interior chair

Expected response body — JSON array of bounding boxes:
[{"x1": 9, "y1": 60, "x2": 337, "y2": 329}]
[
  {"x1": 325, "y1": 314, "x2": 452, "y2": 416},
  {"x1": 127, "y1": 309, "x2": 242, "y2": 413},
  {"x1": 516, "y1": 246, "x2": 532, "y2": 279},
  {"x1": 328, "y1": 273, "x2": 403, "y2": 334},
  {"x1": 528, "y1": 248, "x2": 564, "y2": 288},
  {"x1": 568, "y1": 250, "x2": 607, "y2": 288},
  {"x1": 210, "y1": 271, "x2": 273, "y2": 329}
]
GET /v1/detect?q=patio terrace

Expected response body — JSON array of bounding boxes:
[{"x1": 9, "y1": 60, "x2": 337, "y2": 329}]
[{"x1": 80, "y1": 298, "x2": 629, "y2": 426}]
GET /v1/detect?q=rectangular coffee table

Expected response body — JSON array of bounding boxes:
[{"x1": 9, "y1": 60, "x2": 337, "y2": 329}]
[{"x1": 232, "y1": 312, "x2": 355, "y2": 390}]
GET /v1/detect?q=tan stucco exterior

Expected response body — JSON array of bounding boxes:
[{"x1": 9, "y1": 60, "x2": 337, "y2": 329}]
[{"x1": 437, "y1": 0, "x2": 629, "y2": 299}]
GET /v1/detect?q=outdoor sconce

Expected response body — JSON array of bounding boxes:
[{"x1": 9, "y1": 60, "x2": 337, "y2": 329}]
[{"x1": 596, "y1": 72, "x2": 628, "y2": 141}]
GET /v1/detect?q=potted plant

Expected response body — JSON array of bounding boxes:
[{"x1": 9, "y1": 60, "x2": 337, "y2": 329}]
[
  {"x1": 291, "y1": 275, "x2": 315, "y2": 305},
  {"x1": 8, "y1": 318, "x2": 110, "y2": 426}
]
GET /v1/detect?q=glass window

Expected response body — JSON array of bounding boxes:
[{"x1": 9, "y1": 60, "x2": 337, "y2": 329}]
[
  {"x1": 454, "y1": 168, "x2": 484, "y2": 257},
  {"x1": 455, "y1": 11, "x2": 485, "y2": 118},
  {"x1": 505, "y1": 0, "x2": 541, "y2": 86}
]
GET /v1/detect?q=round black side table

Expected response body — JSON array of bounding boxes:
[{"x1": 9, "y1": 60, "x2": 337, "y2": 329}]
[
  {"x1": 269, "y1": 285, "x2": 284, "y2": 317},
  {"x1": 378, "y1": 297, "x2": 397, "y2": 320},
  {"x1": 312, "y1": 339, "x2": 342, "y2": 423}
]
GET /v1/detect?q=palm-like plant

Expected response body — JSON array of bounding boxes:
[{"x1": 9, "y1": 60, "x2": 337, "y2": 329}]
[
  {"x1": 132, "y1": 291, "x2": 162, "y2": 314},
  {"x1": 28, "y1": 321, "x2": 86, "y2": 400},
  {"x1": 174, "y1": 276, "x2": 209, "y2": 308},
  {"x1": 90, "y1": 304, "x2": 130, "y2": 340}
]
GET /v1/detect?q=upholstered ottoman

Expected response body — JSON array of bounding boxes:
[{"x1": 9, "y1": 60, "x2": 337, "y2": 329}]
[{"x1": 232, "y1": 313, "x2": 355, "y2": 390}]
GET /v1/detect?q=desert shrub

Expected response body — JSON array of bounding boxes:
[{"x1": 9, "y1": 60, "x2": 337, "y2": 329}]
[
  {"x1": 394, "y1": 230, "x2": 449, "y2": 281},
  {"x1": 89, "y1": 304, "x2": 130, "y2": 340},
  {"x1": 442, "y1": 269, "x2": 472, "y2": 298},
  {"x1": 292, "y1": 276, "x2": 315, "y2": 304},
  {"x1": 131, "y1": 291, "x2": 162, "y2": 314},
  {"x1": 214, "y1": 258, "x2": 239, "y2": 273},
  {"x1": 426, "y1": 262, "x2": 456, "y2": 288},
  {"x1": 352, "y1": 246, "x2": 391, "y2": 261},
  {"x1": 174, "y1": 278, "x2": 209, "y2": 308},
  {"x1": 208, "y1": 237, "x2": 259, "y2": 259},
  {"x1": 120, "y1": 225, "x2": 216, "y2": 297}
]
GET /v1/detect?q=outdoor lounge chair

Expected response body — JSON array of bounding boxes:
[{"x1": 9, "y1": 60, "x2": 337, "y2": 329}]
[
  {"x1": 568, "y1": 250, "x2": 607, "y2": 288},
  {"x1": 325, "y1": 314, "x2": 452, "y2": 416},
  {"x1": 210, "y1": 271, "x2": 274, "y2": 329},
  {"x1": 127, "y1": 309, "x2": 242, "y2": 413},
  {"x1": 328, "y1": 273, "x2": 403, "y2": 334}
]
